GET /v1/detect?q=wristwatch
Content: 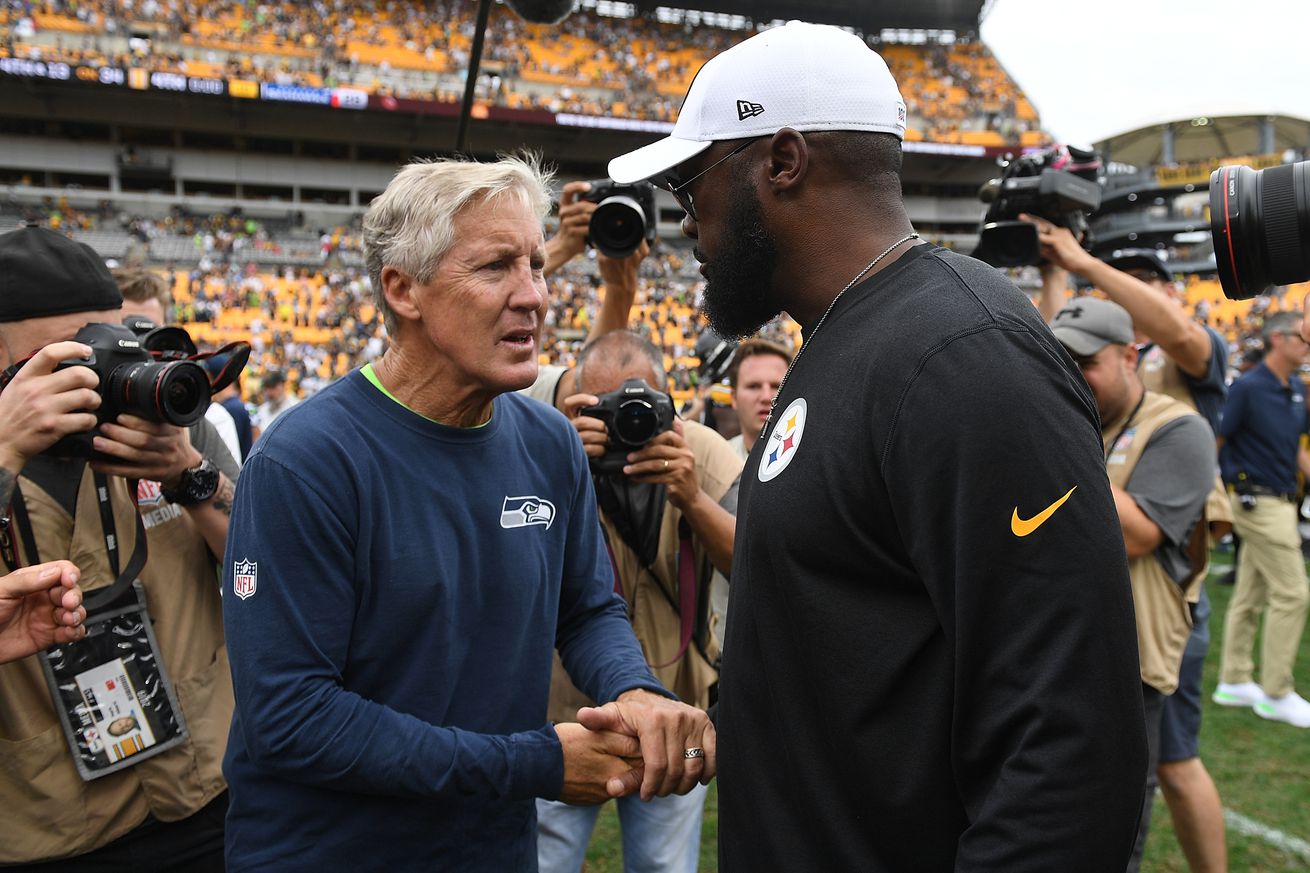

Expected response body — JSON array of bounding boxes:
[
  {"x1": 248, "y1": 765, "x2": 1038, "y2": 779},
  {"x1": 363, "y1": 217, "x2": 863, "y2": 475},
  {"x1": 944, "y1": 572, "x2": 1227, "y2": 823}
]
[{"x1": 161, "y1": 458, "x2": 220, "y2": 506}]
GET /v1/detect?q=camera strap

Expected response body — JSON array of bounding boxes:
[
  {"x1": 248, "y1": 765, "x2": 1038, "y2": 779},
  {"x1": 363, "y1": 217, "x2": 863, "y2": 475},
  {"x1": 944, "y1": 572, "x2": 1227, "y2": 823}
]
[
  {"x1": 1, "y1": 473, "x2": 148, "y2": 612},
  {"x1": 604, "y1": 521, "x2": 698, "y2": 670},
  {"x1": 1104, "y1": 393, "x2": 1146, "y2": 463}
]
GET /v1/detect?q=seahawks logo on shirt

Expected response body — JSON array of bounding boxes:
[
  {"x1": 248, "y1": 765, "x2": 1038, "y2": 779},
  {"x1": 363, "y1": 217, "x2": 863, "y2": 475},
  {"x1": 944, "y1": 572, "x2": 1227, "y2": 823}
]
[{"x1": 500, "y1": 496, "x2": 556, "y2": 530}]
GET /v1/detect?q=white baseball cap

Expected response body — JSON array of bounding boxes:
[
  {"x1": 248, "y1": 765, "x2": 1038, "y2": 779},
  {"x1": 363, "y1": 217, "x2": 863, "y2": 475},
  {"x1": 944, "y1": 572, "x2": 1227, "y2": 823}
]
[{"x1": 608, "y1": 21, "x2": 906, "y2": 185}]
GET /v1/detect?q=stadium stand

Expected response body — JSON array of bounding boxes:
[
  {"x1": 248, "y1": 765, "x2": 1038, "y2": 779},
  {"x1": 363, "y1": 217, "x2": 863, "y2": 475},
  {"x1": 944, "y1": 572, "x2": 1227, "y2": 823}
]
[{"x1": 1, "y1": 1, "x2": 1042, "y2": 142}]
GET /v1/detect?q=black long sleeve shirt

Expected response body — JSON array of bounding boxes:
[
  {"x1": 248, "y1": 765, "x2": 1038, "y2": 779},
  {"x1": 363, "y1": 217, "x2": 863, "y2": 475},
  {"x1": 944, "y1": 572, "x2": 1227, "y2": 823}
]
[{"x1": 718, "y1": 245, "x2": 1146, "y2": 872}]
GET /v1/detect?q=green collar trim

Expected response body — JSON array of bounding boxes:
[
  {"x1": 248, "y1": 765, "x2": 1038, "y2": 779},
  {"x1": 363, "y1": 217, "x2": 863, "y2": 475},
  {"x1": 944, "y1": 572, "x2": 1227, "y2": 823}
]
[{"x1": 360, "y1": 363, "x2": 492, "y2": 428}]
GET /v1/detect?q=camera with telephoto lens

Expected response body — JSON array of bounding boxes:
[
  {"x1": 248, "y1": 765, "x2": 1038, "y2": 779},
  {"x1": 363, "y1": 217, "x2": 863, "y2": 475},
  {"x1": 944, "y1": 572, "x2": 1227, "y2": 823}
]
[
  {"x1": 972, "y1": 144, "x2": 1103, "y2": 268},
  {"x1": 0, "y1": 317, "x2": 249, "y2": 459},
  {"x1": 580, "y1": 378, "x2": 675, "y2": 475},
  {"x1": 582, "y1": 179, "x2": 658, "y2": 259},
  {"x1": 1210, "y1": 160, "x2": 1310, "y2": 300}
]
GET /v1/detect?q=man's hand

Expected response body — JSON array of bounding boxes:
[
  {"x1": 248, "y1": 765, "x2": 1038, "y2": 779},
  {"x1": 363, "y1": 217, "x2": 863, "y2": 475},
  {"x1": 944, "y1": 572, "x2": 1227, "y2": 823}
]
[
  {"x1": 576, "y1": 688, "x2": 716, "y2": 800},
  {"x1": 91, "y1": 415, "x2": 202, "y2": 486},
  {"x1": 0, "y1": 560, "x2": 87, "y2": 664},
  {"x1": 624, "y1": 418, "x2": 698, "y2": 511},
  {"x1": 563, "y1": 393, "x2": 608, "y2": 460},
  {"x1": 544, "y1": 181, "x2": 597, "y2": 277},
  {"x1": 596, "y1": 239, "x2": 649, "y2": 293},
  {"x1": 554, "y1": 721, "x2": 644, "y2": 805},
  {"x1": 1021, "y1": 213, "x2": 1097, "y2": 275},
  {"x1": 0, "y1": 342, "x2": 100, "y2": 472}
]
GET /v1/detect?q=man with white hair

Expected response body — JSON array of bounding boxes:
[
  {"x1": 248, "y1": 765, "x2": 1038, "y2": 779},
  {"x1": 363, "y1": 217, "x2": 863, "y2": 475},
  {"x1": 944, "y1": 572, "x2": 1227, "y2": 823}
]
[{"x1": 221, "y1": 156, "x2": 714, "y2": 871}]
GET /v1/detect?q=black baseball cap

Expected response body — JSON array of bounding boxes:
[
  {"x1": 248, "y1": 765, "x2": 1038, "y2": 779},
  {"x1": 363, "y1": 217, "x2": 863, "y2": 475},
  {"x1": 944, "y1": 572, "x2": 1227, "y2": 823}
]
[
  {"x1": 0, "y1": 226, "x2": 122, "y2": 323},
  {"x1": 1104, "y1": 248, "x2": 1174, "y2": 283}
]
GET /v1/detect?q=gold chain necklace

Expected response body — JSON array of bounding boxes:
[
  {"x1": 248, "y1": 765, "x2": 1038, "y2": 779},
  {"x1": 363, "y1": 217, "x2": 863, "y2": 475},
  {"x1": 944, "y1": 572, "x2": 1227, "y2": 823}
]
[{"x1": 764, "y1": 232, "x2": 920, "y2": 426}]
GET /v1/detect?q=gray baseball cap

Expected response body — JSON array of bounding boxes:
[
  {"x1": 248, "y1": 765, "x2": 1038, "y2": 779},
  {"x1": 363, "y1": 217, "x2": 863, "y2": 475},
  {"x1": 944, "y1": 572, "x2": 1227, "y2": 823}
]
[{"x1": 1051, "y1": 297, "x2": 1134, "y2": 356}]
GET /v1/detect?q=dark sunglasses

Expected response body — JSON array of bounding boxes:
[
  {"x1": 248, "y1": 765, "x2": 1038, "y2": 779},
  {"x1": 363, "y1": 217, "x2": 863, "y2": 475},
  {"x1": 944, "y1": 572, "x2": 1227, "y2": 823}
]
[{"x1": 660, "y1": 138, "x2": 759, "y2": 221}]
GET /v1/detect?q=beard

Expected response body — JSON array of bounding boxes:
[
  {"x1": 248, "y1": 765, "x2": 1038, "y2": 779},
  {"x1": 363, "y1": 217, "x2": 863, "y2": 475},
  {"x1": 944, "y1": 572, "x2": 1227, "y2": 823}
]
[{"x1": 699, "y1": 172, "x2": 781, "y2": 340}]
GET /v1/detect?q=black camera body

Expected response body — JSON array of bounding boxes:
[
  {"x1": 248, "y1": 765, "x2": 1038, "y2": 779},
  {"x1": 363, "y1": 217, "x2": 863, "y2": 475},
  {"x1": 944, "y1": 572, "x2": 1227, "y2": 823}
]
[
  {"x1": 583, "y1": 179, "x2": 658, "y2": 259},
  {"x1": 579, "y1": 378, "x2": 675, "y2": 475},
  {"x1": 973, "y1": 145, "x2": 1103, "y2": 268},
  {"x1": 1210, "y1": 160, "x2": 1310, "y2": 300},
  {"x1": 695, "y1": 328, "x2": 738, "y2": 386},
  {"x1": 0, "y1": 318, "x2": 241, "y2": 460}
]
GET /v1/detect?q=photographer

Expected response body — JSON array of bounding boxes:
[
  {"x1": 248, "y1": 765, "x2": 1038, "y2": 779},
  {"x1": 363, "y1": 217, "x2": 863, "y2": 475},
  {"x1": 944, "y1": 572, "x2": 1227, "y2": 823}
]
[
  {"x1": 0, "y1": 227, "x2": 237, "y2": 869},
  {"x1": 537, "y1": 330, "x2": 742, "y2": 873}
]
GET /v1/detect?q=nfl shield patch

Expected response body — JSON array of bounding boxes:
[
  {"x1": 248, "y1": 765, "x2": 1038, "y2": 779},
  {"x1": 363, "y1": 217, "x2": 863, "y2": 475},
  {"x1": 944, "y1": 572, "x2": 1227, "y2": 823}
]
[{"x1": 233, "y1": 559, "x2": 258, "y2": 600}]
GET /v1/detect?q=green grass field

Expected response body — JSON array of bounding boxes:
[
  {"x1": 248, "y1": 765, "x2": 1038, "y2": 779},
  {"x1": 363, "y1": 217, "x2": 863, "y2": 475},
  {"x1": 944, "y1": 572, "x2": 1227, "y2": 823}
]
[{"x1": 582, "y1": 553, "x2": 1310, "y2": 872}]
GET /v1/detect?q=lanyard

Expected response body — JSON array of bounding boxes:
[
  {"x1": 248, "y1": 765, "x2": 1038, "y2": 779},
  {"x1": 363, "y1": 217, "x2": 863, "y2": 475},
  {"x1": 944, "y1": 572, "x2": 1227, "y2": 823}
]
[
  {"x1": 603, "y1": 520, "x2": 699, "y2": 670},
  {"x1": 2, "y1": 472, "x2": 149, "y2": 613},
  {"x1": 1105, "y1": 392, "x2": 1147, "y2": 462}
]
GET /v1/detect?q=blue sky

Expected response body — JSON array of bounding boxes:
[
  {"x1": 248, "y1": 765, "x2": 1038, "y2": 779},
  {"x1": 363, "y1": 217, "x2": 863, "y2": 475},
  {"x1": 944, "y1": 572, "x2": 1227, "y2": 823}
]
[{"x1": 980, "y1": 0, "x2": 1309, "y2": 146}]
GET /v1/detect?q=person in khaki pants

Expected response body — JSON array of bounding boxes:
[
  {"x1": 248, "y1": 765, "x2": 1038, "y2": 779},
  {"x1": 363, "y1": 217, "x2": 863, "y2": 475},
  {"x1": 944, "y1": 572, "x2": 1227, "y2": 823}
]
[{"x1": 1215, "y1": 310, "x2": 1310, "y2": 728}]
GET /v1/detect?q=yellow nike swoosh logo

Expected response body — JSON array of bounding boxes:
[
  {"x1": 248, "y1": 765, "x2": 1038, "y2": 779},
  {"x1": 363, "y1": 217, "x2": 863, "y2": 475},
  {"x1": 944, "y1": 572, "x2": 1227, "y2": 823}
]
[{"x1": 1011, "y1": 486, "x2": 1078, "y2": 537}]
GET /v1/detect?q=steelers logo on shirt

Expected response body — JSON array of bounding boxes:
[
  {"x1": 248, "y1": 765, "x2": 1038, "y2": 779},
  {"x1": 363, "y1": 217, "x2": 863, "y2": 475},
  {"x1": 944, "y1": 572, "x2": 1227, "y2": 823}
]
[{"x1": 758, "y1": 397, "x2": 807, "y2": 483}]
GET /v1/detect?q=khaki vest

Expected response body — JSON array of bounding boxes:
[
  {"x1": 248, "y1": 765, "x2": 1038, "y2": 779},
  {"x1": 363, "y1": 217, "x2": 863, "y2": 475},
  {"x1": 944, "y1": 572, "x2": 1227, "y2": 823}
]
[
  {"x1": 1103, "y1": 391, "x2": 1208, "y2": 695},
  {"x1": 549, "y1": 420, "x2": 743, "y2": 721},
  {"x1": 0, "y1": 467, "x2": 231, "y2": 864},
  {"x1": 1139, "y1": 345, "x2": 1233, "y2": 549}
]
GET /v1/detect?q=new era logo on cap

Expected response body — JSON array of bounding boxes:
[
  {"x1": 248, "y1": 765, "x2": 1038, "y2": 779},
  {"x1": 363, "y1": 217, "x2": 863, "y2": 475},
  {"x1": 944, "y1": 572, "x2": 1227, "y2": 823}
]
[
  {"x1": 736, "y1": 99, "x2": 765, "y2": 121},
  {"x1": 607, "y1": 21, "x2": 907, "y2": 185}
]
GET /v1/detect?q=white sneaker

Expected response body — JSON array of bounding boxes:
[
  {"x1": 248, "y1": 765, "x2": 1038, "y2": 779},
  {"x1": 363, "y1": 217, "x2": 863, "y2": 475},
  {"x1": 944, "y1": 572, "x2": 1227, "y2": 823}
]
[
  {"x1": 1254, "y1": 692, "x2": 1310, "y2": 728},
  {"x1": 1213, "y1": 682, "x2": 1267, "y2": 707}
]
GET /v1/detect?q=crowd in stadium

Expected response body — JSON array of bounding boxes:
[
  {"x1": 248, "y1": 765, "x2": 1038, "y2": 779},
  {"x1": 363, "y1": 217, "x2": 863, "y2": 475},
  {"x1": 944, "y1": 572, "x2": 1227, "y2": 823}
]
[{"x1": 2, "y1": 0, "x2": 1042, "y2": 142}]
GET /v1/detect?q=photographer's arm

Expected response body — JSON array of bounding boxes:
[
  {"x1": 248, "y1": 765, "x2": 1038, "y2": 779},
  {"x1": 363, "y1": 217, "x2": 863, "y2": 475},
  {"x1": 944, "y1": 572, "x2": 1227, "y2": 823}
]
[
  {"x1": 1036, "y1": 262, "x2": 1068, "y2": 324},
  {"x1": 1027, "y1": 215, "x2": 1213, "y2": 376},
  {"x1": 1110, "y1": 483, "x2": 1164, "y2": 560},
  {"x1": 90, "y1": 416, "x2": 234, "y2": 558},
  {"x1": 586, "y1": 241, "x2": 648, "y2": 345},
  {"x1": 544, "y1": 181, "x2": 595, "y2": 278}
]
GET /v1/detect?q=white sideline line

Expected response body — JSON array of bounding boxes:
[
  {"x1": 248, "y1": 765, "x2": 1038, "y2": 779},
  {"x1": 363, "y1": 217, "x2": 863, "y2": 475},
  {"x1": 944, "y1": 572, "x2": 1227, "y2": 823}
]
[{"x1": 1225, "y1": 809, "x2": 1310, "y2": 861}]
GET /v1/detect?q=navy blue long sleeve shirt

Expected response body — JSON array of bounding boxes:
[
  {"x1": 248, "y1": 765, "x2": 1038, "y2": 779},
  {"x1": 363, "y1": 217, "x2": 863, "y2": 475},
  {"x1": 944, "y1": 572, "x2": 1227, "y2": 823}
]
[{"x1": 222, "y1": 371, "x2": 663, "y2": 871}]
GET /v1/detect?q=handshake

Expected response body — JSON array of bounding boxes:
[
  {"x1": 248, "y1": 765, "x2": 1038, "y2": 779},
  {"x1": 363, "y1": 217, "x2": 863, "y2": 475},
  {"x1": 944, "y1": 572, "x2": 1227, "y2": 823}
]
[{"x1": 554, "y1": 688, "x2": 716, "y2": 805}]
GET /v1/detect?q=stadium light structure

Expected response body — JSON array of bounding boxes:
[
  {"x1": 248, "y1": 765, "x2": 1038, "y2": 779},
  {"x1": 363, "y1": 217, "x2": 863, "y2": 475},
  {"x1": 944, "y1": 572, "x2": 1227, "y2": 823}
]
[{"x1": 455, "y1": 0, "x2": 579, "y2": 152}]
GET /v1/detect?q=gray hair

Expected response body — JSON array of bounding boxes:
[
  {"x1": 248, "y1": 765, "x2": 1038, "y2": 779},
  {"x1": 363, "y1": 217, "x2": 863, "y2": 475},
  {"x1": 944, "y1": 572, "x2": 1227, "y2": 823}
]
[
  {"x1": 362, "y1": 153, "x2": 555, "y2": 333},
  {"x1": 1262, "y1": 310, "x2": 1303, "y2": 344},
  {"x1": 575, "y1": 330, "x2": 667, "y2": 392}
]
